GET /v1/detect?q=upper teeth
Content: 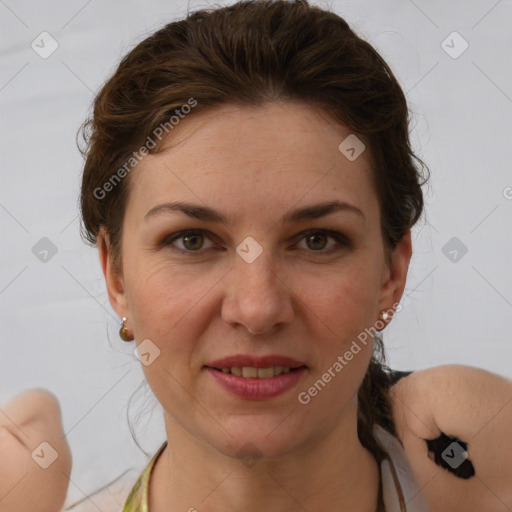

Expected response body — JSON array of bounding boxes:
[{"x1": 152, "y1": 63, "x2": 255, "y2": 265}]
[{"x1": 220, "y1": 366, "x2": 292, "y2": 378}]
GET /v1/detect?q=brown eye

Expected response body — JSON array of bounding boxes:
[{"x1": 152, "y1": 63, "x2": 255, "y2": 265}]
[
  {"x1": 297, "y1": 230, "x2": 349, "y2": 253},
  {"x1": 181, "y1": 232, "x2": 204, "y2": 251},
  {"x1": 305, "y1": 232, "x2": 329, "y2": 250},
  {"x1": 164, "y1": 230, "x2": 215, "y2": 253},
  {"x1": 162, "y1": 229, "x2": 349, "y2": 256}
]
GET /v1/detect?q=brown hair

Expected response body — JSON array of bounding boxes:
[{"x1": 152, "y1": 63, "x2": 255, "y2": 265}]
[{"x1": 72, "y1": 0, "x2": 429, "y2": 506}]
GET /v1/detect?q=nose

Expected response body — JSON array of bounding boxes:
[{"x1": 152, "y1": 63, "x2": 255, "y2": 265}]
[{"x1": 221, "y1": 249, "x2": 295, "y2": 336}]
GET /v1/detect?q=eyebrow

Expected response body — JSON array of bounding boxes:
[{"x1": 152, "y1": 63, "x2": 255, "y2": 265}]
[{"x1": 144, "y1": 200, "x2": 365, "y2": 224}]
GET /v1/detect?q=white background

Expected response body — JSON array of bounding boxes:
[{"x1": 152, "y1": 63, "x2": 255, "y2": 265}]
[{"x1": 1, "y1": 0, "x2": 511, "y2": 508}]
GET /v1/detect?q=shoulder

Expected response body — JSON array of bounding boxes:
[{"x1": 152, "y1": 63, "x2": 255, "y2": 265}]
[
  {"x1": 388, "y1": 365, "x2": 512, "y2": 511},
  {"x1": 389, "y1": 364, "x2": 512, "y2": 439},
  {"x1": 0, "y1": 389, "x2": 72, "y2": 512}
]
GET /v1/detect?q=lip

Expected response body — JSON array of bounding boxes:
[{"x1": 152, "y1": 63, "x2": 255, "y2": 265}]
[
  {"x1": 206, "y1": 354, "x2": 307, "y2": 369},
  {"x1": 205, "y1": 366, "x2": 307, "y2": 399}
]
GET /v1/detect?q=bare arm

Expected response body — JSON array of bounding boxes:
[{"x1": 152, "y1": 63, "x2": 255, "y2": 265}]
[
  {"x1": 389, "y1": 365, "x2": 512, "y2": 512},
  {"x1": 0, "y1": 389, "x2": 72, "y2": 512}
]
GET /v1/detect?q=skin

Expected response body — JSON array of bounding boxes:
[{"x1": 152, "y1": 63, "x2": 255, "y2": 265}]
[
  {"x1": 0, "y1": 389, "x2": 72, "y2": 512},
  {"x1": 391, "y1": 365, "x2": 512, "y2": 511},
  {"x1": 98, "y1": 101, "x2": 412, "y2": 512}
]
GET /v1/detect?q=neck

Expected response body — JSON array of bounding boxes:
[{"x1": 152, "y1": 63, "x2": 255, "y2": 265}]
[{"x1": 150, "y1": 402, "x2": 380, "y2": 512}]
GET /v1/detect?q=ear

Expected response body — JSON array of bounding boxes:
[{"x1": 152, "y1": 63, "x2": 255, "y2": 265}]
[
  {"x1": 378, "y1": 228, "x2": 412, "y2": 315},
  {"x1": 97, "y1": 227, "x2": 128, "y2": 319}
]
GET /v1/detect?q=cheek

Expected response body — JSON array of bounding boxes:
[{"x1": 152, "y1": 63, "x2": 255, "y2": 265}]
[
  {"x1": 125, "y1": 263, "x2": 206, "y2": 409},
  {"x1": 123, "y1": 258, "x2": 226, "y2": 393},
  {"x1": 296, "y1": 276, "x2": 377, "y2": 413},
  {"x1": 125, "y1": 256, "x2": 205, "y2": 337},
  {"x1": 333, "y1": 279, "x2": 380, "y2": 334},
  {"x1": 297, "y1": 263, "x2": 380, "y2": 332},
  {"x1": 292, "y1": 264, "x2": 382, "y2": 388}
]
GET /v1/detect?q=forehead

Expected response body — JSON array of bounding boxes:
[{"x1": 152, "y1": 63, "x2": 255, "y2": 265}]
[{"x1": 126, "y1": 102, "x2": 378, "y2": 223}]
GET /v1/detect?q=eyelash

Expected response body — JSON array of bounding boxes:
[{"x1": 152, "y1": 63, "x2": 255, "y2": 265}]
[{"x1": 162, "y1": 229, "x2": 351, "y2": 255}]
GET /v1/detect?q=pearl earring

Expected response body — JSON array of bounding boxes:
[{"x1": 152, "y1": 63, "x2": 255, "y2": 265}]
[{"x1": 380, "y1": 311, "x2": 389, "y2": 321}]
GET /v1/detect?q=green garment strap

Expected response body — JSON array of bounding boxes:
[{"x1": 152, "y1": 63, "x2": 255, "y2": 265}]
[{"x1": 123, "y1": 441, "x2": 168, "y2": 512}]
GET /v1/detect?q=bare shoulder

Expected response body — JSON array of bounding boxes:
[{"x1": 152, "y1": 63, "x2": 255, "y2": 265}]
[
  {"x1": 388, "y1": 365, "x2": 512, "y2": 512},
  {"x1": 0, "y1": 389, "x2": 72, "y2": 512}
]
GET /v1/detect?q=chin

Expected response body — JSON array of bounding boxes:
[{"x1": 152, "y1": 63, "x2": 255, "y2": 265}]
[{"x1": 210, "y1": 420, "x2": 309, "y2": 463}]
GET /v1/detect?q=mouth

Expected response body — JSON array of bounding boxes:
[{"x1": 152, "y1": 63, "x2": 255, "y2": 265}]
[
  {"x1": 205, "y1": 355, "x2": 307, "y2": 372},
  {"x1": 205, "y1": 365, "x2": 307, "y2": 379},
  {"x1": 205, "y1": 366, "x2": 307, "y2": 399},
  {"x1": 203, "y1": 356, "x2": 308, "y2": 399}
]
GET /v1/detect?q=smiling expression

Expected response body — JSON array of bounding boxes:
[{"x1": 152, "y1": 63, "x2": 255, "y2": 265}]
[{"x1": 100, "y1": 101, "x2": 409, "y2": 459}]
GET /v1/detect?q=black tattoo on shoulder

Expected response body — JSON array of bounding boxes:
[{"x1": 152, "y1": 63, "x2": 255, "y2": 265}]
[{"x1": 424, "y1": 432, "x2": 475, "y2": 479}]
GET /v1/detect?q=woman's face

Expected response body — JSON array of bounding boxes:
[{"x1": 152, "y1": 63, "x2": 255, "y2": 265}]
[{"x1": 100, "y1": 101, "x2": 411, "y2": 460}]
